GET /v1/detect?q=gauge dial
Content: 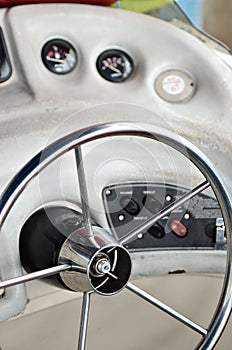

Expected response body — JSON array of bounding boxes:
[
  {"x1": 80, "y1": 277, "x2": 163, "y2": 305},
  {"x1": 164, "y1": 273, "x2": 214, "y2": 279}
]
[
  {"x1": 42, "y1": 39, "x2": 77, "y2": 75},
  {"x1": 96, "y1": 49, "x2": 134, "y2": 83}
]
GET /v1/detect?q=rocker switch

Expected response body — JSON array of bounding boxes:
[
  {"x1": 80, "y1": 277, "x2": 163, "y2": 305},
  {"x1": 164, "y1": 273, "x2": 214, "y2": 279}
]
[{"x1": 120, "y1": 197, "x2": 140, "y2": 216}]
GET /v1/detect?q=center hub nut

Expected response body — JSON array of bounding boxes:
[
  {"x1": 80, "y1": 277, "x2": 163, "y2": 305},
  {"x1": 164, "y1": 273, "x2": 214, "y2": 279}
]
[
  {"x1": 95, "y1": 257, "x2": 111, "y2": 275},
  {"x1": 59, "y1": 226, "x2": 132, "y2": 295}
]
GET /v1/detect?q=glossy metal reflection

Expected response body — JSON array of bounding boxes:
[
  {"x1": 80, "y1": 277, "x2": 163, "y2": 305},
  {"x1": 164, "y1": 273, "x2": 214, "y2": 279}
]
[
  {"x1": 59, "y1": 226, "x2": 131, "y2": 295},
  {"x1": 127, "y1": 282, "x2": 207, "y2": 336},
  {"x1": 0, "y1": 123, "x2": 231, "y2": 350},
  {"x1": 0, "y1": 264, "x2": 76, "y2": 289},
  {"x1": 78, "y1": 292, "x2": 92, "y2": 350},
  {"x1": 75, "y1": 147, "x2": 93, "y2": 237}
]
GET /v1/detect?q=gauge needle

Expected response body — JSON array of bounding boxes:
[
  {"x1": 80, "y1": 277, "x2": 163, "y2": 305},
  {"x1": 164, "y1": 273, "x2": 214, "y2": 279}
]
[
  {"x1": 46, "y1": 56, "x2": 65, "y2": 64},
  {"x1": 104, "y1": 63, "x2": 121, "y2": 74}
]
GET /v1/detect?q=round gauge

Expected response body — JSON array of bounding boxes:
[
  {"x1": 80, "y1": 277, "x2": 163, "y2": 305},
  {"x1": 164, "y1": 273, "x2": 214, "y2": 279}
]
[
  {"x1": 42, "y1": 39, "x2": 77, "y2": 75},
  {"x1": 96, "y1": 49, "x2": 134, "y2": 83},
  {"x1": 155, "y1": 69, "x2": 196, "y2": 103}
]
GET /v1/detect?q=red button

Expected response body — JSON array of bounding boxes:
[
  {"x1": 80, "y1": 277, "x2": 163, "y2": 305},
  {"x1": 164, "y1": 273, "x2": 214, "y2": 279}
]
[{"x1": 169, "y1": 220, "x2": 188, "y2": 237}]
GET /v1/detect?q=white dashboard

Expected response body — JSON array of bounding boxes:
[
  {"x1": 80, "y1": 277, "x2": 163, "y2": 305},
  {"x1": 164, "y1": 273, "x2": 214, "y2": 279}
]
[{"x1": 0, "y1": 3, "x2": 232, "y2": 350}]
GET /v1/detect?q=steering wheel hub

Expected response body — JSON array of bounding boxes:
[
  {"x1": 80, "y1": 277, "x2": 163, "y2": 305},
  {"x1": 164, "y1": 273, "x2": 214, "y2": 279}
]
[
  {"x1": 59, "y1": 226, "x2": 132, "y2": 295},
  {"x1": 1, "y1": 122, "x2": 232, "y2": 349}
]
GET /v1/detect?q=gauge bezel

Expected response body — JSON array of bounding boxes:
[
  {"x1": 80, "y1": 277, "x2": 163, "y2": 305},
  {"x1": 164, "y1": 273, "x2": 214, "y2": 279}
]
[
  {"x1": 96, "y1": 48, "x2": 134, "y2": 83},
  {"x1": 41, "y1": 37, "x2": 78, "y2": 75},
  {"x1": 154, "y1": 68, "x2": 196, "y2": 103}
]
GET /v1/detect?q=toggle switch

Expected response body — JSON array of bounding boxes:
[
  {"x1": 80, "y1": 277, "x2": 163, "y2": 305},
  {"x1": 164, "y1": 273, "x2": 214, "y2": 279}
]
[{"x1": 169, "y1": 219, "x2": 188, "y2": 237}]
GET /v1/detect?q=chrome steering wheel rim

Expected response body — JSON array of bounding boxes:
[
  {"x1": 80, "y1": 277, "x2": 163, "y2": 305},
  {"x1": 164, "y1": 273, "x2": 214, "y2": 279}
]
[{"x1": 0, "y1": 122, "x2": 232, "y2": 350}]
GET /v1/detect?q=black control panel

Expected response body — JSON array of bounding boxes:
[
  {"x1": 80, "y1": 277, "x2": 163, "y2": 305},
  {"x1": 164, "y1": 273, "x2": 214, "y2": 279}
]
[{"x1": 102, "y1": 183, "x2": 224, "y2": 250}]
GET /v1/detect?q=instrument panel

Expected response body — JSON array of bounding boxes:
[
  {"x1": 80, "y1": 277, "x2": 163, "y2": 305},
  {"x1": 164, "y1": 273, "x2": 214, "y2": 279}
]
[{"x1": 103, "y1": 183, "x2": 225, "y2": 251}]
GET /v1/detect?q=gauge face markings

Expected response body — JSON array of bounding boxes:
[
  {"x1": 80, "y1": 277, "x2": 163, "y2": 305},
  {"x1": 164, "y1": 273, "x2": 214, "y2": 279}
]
[
  {"x1": 42, "y1": 38, "x2": 77, "y2": 75},
  {"x1": 154, "y1": 69, "x2": 196, "y2": 103},
  {"x1": 97, "y1": 49, "x2": 134, "y2": 83}
]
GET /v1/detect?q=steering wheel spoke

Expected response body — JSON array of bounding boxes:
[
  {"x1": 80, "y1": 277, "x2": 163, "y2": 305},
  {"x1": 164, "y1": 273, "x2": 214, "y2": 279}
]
[
  {"x1": 78, "y1": 292, "x2": 92, "y2": 350},
  {"x1": 0, "y1": 264, "x2": 73, "y2": 289},
  {"x1": 126, "y1": 282, "x2": 207, "y2": 337},
  {"x1": 0, "y1": 122, "x2": 231, "y2": 349},
  {"x1": 75, "y1": 146, "x2": 94, "y2": 237}
]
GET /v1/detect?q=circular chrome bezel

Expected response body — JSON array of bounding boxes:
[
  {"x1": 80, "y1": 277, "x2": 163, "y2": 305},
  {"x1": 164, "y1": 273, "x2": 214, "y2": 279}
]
[{"x1": 154, "y1": 68, "x2": 196, "y2": 103}]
